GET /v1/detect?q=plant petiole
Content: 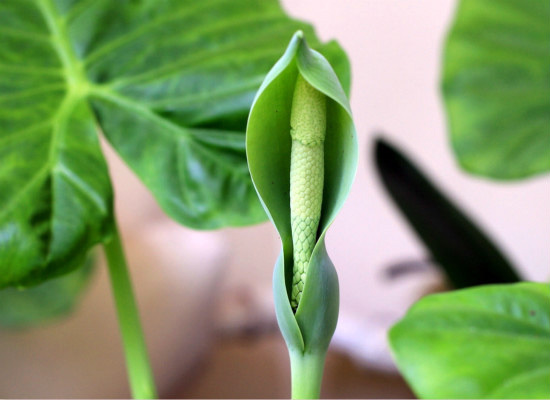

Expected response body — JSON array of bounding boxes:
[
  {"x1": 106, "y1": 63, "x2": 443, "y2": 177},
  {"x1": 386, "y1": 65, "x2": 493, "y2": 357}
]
[
  {"x1": 289, "y1": 349, "x2": 327, "y2": 399},
  {"x1": 103, "y1": 221, "x2": 157, "y2": 399}
]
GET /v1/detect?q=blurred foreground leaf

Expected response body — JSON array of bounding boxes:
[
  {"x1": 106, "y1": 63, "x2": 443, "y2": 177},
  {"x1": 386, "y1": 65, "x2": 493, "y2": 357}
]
[
  {"x1": 0, "y1": 0, "x2": 350, "y2": 287},
  {"x1": 0, "y1": 257, "x2": 94, "y2": 329},
  {"x1": 442, "y1": 0, "x2": 550, "y2": 179},
  {"x1": 374, "y1": 138, "x2": 520, "y2": 288},
  {"x1": 390, "y1": 282, "x2": 550, "y2": 399}
]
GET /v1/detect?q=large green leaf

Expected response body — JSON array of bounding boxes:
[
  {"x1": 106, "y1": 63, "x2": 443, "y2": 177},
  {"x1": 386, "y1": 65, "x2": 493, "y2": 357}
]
[
  {"x1": 389, "y1": 282, "x2": 550, "y2": 399},
  {"x1": 0, "y1": 256, "x2": 94, "y2": 328},
  {"x1": 0, "y1": 0, "x2": 350, "y2": 287},
  {"x1": 374, "y1": 138, "x2": 521, "y2": 288},
  {"x1": 442, "y1": 0, "x2": 550, "y2": 179},
  {"x1": 246, "y1": 32, "x2": 357, "y2": 356}
]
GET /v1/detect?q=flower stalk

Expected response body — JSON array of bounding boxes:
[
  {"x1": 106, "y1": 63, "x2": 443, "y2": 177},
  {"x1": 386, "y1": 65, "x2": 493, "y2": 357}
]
[
  {"x1": 246, "y1": 30, "x2": 357, "y2": 399},
  {"x1": 290, "y1": 350, "x2": 326, "y2": 399},
  {"x1": 104, "y1": 222, "x2": 157, "y2": 399}
]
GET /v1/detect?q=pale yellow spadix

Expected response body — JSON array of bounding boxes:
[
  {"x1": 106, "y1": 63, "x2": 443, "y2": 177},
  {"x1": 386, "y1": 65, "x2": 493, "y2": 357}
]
[{"x1": 289, "y1": 74, "x2": 326, "y2": 311}]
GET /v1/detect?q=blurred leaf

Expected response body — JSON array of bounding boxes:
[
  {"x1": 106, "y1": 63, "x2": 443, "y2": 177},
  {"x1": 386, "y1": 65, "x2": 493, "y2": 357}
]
[
  {"x1": 0, "y1": 256, "x2": 94, "y2": 329},
  {"x1": 374, "y1": 138, "x2": 521, "y2": 288},
  {"x1": 442, "y1": 0, "x2": 550, "y2": 179},
  {"x1": 0, "y1": 0, "x2": 350, "y2": 287},
  {"x1": 246, "y1": 32, "x2": 357, "y2": 355},
  {"x1": 0, "y1": 0, "x2": 113, "y2": 287},
  {"x1": 389, "y1": 282, "x2": 550, "y2": 399}
]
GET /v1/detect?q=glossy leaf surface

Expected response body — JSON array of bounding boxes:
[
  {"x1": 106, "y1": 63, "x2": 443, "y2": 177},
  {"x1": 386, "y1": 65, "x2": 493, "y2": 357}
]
[
  {"x1": 390, "y1": 282, "x2": 550, "y2": 399},
  {"x1": 0, "y1": 0, "x2": 350, "y2": 287},
  {"x1": 374, "y1": 138, "x2": 521, "y2": 288},
  {"x1": 442, "y1": 0, "x2": 550, "y2": 179},
  {"x1": 247, "y1": 32, "x2": 357, "y2": 354}
]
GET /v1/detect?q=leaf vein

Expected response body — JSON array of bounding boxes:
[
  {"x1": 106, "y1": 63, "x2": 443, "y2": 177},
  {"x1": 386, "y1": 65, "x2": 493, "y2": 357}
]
[
  {"x1": 0, "y1": 26, "x2": 51, "y2": 42},
  {"x1": 0, "y1": 83, "x2": 66, "y2": 102},
  {"x1": 0, "y1": 120, "x2": 52, "y2": 146},
  {"x1": 83, "y1": 0, "x2": 233, "y2": 65},
  {"x1": 55, "y1": 164, "x2": 107, "y2": 214}
]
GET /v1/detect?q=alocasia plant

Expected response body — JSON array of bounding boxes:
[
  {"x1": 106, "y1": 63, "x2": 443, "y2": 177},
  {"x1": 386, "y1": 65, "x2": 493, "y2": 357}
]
[
  {"x1": 246, "y1": 31, "x2": 357, "y2": 399},
  {"x1": 0, "y1": 0, "x2": 350, "y2": 397}
]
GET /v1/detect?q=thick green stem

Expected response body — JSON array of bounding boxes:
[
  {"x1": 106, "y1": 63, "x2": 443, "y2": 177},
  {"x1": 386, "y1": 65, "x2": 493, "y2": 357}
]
[
  {"x1": 104, "y1": 223, "x2": 157, "y2": 399},
  {"x1": 289, "y1": 350, "x2": 327, "y2": 399}
]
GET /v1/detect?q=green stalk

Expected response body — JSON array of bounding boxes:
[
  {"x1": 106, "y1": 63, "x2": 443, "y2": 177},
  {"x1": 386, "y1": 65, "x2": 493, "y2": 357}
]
[
  {"x1": 103, "y1": 222, "x2": 157, "y2": 399},
  {"x1": 289, "y1": 350, "x2": 327, "y2": 399}
]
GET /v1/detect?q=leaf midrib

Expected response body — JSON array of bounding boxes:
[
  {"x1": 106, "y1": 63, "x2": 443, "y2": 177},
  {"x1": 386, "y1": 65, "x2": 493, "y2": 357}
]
[
  {"x1": 35, "y1": 0, "x2": 92, "y2": 174},
  {"x1": 34, "y1": 0, "x2": 255, "y2": 180},
  {"x1": 36, "y1": 0, "x2": 88, "y2": 91},
  {"x1": 14, "y1": 0, "x2": 105, "y2": 263}
]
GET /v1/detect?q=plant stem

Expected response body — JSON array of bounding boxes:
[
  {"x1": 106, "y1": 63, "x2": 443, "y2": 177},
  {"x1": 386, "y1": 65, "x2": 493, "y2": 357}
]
[
  {"x1": 104, "y1": 222, "x2": 157, "y2": 399},
  {"x1": 289, "y1": 350, "x2": 327, "y2": 399}
]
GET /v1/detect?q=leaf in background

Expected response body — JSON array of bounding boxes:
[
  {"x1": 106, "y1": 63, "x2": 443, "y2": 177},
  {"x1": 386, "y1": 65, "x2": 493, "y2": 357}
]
[
  {"x1": 0, "y1": 0, "x2": 350, "y2": 287},
  {"x1": 0, "y1": 256, "x2": 94, "y2": 329},
  {"x1": 442, "y1": 0, "x2": 550, "y2": 179},
  {"x1": 374, "y1": 138, "x2": 521, "y2": 288},
  {"x1": 389, "y1": 282, "x2": 550, "y2": 399}
]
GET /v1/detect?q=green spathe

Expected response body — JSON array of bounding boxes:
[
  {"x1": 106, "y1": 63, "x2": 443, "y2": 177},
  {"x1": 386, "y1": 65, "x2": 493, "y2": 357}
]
[{"x1": 246, "y1": 31, "x2": 357, "y2": 398}]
